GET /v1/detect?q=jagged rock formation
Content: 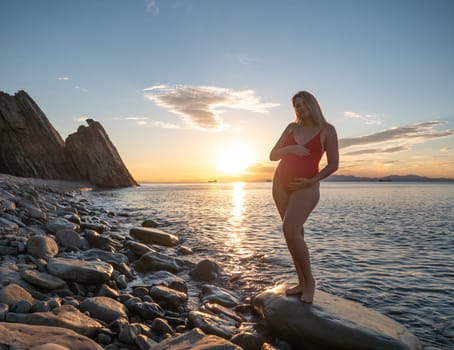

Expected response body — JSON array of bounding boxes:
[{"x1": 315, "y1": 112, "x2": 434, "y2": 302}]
[
  {"x1": 0, "y1": 90, "x2": 79, "y2": 180},
  {"x1": 0, "y1": 90, "x2": 137, "y2": 188},
  {"x1": 66, "y1": 119, "x2": 137, "y2": 188}
]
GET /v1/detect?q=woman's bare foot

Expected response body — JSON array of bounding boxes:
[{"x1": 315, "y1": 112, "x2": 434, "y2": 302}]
[
  {"x1": 301, "y1": 277, "x2": 315, "y2": 303},
  {"x1": 285, "y1": 284, "x2": 304, "y2": 295}
]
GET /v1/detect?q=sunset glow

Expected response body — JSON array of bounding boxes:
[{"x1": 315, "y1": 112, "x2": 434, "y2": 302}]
[{"x1": 217, "y1": 144, "x2": 256, "y2": 175}]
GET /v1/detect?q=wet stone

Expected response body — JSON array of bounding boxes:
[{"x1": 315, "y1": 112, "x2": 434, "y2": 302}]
[
  {"x1": 201, "y1": 285, "x2": 242, "y2": 308},
  {"x1": 21, "y1": 269, "x2": 67, "y2": 289},
  {"x1": 80, "y1": 296, "x2": 128, "y2": 323}
]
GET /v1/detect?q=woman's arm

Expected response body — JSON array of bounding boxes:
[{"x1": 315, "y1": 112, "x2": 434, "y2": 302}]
[
  {"x1": 311, "y1": 123, "x2": 339, "y2": 182},
  {"x1": 269, "y1": 123, "x2": 294, "y2": 161}
]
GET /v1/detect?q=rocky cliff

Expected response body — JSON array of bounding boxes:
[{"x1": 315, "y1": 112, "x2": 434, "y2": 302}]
[
  {"x1": 0, "y1": 90, "x2": 137, "y2": 188},
  {"x1": 66, "y1": 119, "x2": 137, "y2": 188}
]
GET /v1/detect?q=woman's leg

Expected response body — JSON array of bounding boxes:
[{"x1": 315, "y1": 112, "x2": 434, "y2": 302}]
[
  {"x1": 282, "y1": 184, "x2": 320, "y2": 303},
  {"x1": 273, "y1": 177, "x2": 305, "y2": 294}
]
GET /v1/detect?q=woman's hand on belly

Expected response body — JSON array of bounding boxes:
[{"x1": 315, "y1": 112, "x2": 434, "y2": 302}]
[
  {"x1": 287, "y1": 145, "x2": 310, "y2": 157},
  {"x1": 287, "y1": 177, "x2": 317, "y2": 191}
]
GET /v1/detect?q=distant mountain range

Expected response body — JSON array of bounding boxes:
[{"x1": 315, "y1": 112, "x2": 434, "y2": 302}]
[{"x1": 325, "y1": 174, "x2": 454, "y2": 182}]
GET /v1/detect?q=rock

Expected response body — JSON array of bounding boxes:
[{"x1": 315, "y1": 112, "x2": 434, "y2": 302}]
[
  {"x1": 141, "y1": 219, "x2": 159, "y2": 228},
  {"x1": 125, "y1": 240, "x2": 156, "y2": 256},
  {"x1": 0, "y1": 322, "x2": 103, "y2": 350},
  {"x1": 135, "y1": 334, "x2": 158, "y2": 350},
  {"x1": 230, "y1": 332, "x2": 264, "y2": 350},
  {"x1": 135, "y1": 252, "x2": 181, "y2": 273},
  {"x1": 178, "y1": 245, "x2": 193, "y2": 255},
  {"x1": 190, "y1": 259, "x2": 221, "y2": 282},
  {"x1": 80, "y1": 296, "x2": 128, "y2": 323},
  {"x1": 135, "y1": 301, "x2": 165, "y2": 320},
  {"x1": 201, "y1": 285, "x2": 242, "y2": 308},
  {"x1": 81, "y1": 222, "x2": 107, "y2": 233},
  {"x1": 0, "y1": 283, "x2": 34, "y2": 307},
  {"x1": 129, "y1": 227, "x2": 180, "y2": 247},
  {"x1": 0, "y1": 90, "x2": 81, "y2": 180},
  {"x1": 48, "y1": 257, "x2": 113, "y2": 284},
  {"x1": 84, "y1": 230, "x2": 117, "y2": 250},
  {"x1": 128, "y1": 271, "x2": 187, "y2": 293},
  {"x1": 118, "y1": 323, "x2": 145, "y2": 345},
  {"x1": 26, "y1": 235, "x2": 59, "y2": 259},
  {"x1": 188, "y1": 310, "x2": 237, "y2": 339},
  {"x1": 153, "y1": 328, "x2": 242, "y2": 350},
  {"x1": 80, "y1": 248, "x2": 129, "y2": 268},
  {"x1": 46, "y1": 218, "x2": 80, "y2": 234},
  {"x1": 253, "y1": 284, "x2": 422, "y2": 350},
  {"x1": 149, "y1": 285, "x2": 188, "y2": 308},
  {"x1": 200, "y1": 303, "x2": 244, "y2": 325},
  {"x1": 5, "y1": 304, "x2": 103, "y2": 337},
  {"x1": 65, "y1": 118, "x2": 138, "y2": 188},
  {"x1": 21, "y1": 269, "x2": 67, "y2": 289},
  {"x1": 152, "y1": 317, "x2": 174, "y2": 335},
  {"x1": 55, "y1": 229, "x2": 83, "y2": 250}
]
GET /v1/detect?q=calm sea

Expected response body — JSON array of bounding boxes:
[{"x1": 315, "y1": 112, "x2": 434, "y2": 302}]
[{"x1": 87, "y1": 182, "x2": 454, "y2": 348}]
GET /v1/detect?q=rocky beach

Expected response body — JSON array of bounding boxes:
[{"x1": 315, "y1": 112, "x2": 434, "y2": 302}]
[{"x1": 0, "y1": 174, "x2": 422, "y2": 350}]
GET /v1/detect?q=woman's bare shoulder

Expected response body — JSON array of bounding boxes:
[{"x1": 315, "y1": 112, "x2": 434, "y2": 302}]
[{"x1": 323, "y1": 123, "x2": 337, "y2": 134}]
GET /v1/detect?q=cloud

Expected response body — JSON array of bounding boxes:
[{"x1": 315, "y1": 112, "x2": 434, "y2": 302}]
[
  {"x1": 339, "y1": 121, "x2": 453, "y2": 149},
  {"x1": 146, "y1": 0, "x2": 159, "y2": 15},
  {"x1": 57, "y1": 76, "x2": 71, "y2": 81},
  {"x1": 143, "y1": 84, "x2": 279, "y2": 130},
  {"x1": 343, "y1": 145, "x2": 409, "y2": 156},
  {"x1": 344, "y1": 111, "x2": 381, "y2": 125},
  {"x1": 124, "y1": 116, "x2": 180, "y2": 129}
]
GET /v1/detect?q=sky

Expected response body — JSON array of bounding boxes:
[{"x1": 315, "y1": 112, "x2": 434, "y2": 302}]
[{"x1": 1, "y1": 0, "x2": 453, "y2": 182}]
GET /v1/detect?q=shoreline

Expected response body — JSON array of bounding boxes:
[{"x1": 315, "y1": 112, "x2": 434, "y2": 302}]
[{"x1": 0, "y1": 174, "x2": 428, "y2": 349}]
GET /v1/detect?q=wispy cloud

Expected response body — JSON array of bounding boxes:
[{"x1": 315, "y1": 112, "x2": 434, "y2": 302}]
[
  {"x1": 143, "y1": 84, "x2": 279, "y2": 130},
  {"x1": 146, "y1": 0, "x2": 159, "y2": 15},
  {"x1": 344, "y1": 111, "x2": 381, "y2": 125},
  {"x1": 124, "y1": 116, "x2": 180, "y2": 129},
  {"x1": 57, "y1": 76, "x2": 71, "y2": 81},
  {"x1": 343, "y1": 145, "x2": 409, "y2": 156},
  {"x1": 339, "y1": 121, "x2": 453, "y2": 149}
]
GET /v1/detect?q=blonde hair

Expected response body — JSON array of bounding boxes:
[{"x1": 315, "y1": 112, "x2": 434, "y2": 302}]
[{"x1": 292, "y1": 91, "x2": 327, "y2": 126}]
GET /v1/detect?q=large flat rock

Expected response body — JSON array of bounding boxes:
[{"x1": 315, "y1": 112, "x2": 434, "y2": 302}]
[
  {"x1": 130, "y1": 227, "x2": 180, "y2": 247},
  {"x1": 0, "y1": 322, "x2": 103, "y2": 350},
  {"x1": 5, "y1": 304, "x2": 103, "y2": 337},
  {"x1": 47, "y1": 257, "x2": 113, "y2": 284},
  {"x1": 253, "y1": 284, "x2": 421, "y2": 350}
]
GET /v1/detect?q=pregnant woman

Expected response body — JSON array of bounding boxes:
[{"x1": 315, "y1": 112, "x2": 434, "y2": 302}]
[{"x1": 270, "y1": 90, "x2": 339, "y2": 303}]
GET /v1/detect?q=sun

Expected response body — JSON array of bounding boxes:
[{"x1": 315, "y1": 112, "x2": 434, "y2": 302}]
[{"x1": 217, "y1": 143, "x2": 256, "y2": 175}]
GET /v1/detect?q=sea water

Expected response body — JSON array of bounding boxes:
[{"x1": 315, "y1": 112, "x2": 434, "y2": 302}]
[{"x1": 87, "y1": 182, "x2": 454, "y2": 348}]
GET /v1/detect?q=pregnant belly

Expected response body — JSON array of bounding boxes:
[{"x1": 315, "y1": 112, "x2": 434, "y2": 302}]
[{"x1": 276, "y1": 155, "x2": 319, "y2": 185}]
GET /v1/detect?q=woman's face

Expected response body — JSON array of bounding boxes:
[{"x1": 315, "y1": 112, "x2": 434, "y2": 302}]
[{"x1": 293, "y1": 97, "x2": 312, "y2": 122}]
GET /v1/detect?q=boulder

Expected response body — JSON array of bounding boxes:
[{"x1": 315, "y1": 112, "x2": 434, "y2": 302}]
[
  {"x1": 190, "y1": 259, "x2": 221, "y2": 282},
  {"x1": 26, "y1": 235, "x2": 59, "y2": 259},
  {"x1": 21, "y1": 269, "x2": 66, "y2": 289},
  {"x1": 149, "y1": 285, "x2": 188, "y2": 308},
  {"x1": 253, "y1": 284, "x2": 422, "y2": 350},
  {"x1": 129, "y1": 227, "x2": 179, "y2": 247},
  {"x1": 134, "y1": 252, "x2": 181, "y2": 273},
  {"x1": 0, "y1": 322, "x2": 103, "y2": 350},
  {"x1": 201, "y1": 285, "x2": 242, "y2": 308},
  {"x1": 189, "y1": 310, "x2": 238, "y2": 339},
  {"x1": 0, "y1": 283, "x2": 33, "y2": 307},
  {"x1": 55, "y1": 229, "x2": 83, "y2": 250},
  {"x1": 46, "y1": 218, "x2": 79, "y2": 234},
  {"x1": 47, "y1": 257, "x2": 113, "y2": 284},
  {"x1": 5, "y1": 304, "x2": 103, "y2": 337},
  {"x1": 153, "y1": 328, "x2": 242, "y2": 350},
  {"x1": 80, "y1": 296, "x2": 128, "y2": 323}
]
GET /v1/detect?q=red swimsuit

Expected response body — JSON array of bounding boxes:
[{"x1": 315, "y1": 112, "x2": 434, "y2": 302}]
[{"x1": 275, "y1": 130, "x2": 323, "y2": 190}]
